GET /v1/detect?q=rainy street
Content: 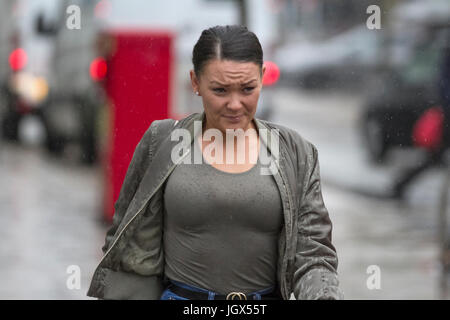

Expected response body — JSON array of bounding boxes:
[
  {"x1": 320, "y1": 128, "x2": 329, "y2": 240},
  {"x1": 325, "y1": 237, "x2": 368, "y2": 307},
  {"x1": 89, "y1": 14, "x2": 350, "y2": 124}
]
[
  {"x1": 0, "y1": 87, "x2": 443, "y2": 299},
  {"x1": 2, "y1": 0, "x2": 449, "y2": 301}
]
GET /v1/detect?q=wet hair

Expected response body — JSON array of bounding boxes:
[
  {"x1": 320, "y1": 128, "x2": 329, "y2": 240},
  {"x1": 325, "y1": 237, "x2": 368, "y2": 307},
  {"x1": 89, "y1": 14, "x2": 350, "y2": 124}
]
[{"x1": 192, "y1": 25, "x2": 263, "y2": 77}]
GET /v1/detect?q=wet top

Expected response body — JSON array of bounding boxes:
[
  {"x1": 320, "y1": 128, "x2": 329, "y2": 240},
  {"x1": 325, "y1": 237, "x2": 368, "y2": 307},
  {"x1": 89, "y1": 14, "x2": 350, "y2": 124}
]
[{"x1": 162, "y1": 137, "x2": 283, "y2": 294}]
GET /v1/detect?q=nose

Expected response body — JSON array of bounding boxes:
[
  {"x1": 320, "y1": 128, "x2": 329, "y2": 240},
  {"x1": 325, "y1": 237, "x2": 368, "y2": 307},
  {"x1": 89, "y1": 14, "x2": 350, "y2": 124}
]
[{"x1": 226, "y1": 93, "x2": 243, "y2": 112}]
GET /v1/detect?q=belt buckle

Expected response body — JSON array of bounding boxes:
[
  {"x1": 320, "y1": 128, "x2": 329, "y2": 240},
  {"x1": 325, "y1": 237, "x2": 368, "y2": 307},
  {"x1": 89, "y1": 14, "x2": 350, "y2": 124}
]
[{"x1": 226, "y1": 291, "x2": 247, "y2": 300}]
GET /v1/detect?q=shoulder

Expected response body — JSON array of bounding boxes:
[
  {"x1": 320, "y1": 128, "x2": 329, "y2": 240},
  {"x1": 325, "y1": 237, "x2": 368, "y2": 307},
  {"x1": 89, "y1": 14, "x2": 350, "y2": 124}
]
[
  {"x1": 149, "y1": 112, "x2": 199, "y2": 133},
  {"x1": 141, "y1": 117, "x2": 181, "y2": 143},
  {"x1": 141, "y1": 113, "x2": 198, "y2": 154},
  {"x1": 257, "y1": 118, "x2": 317, "y2": 162},
  {"x1": 148, "y1": 118, "x2": 177, "y2": 138},
  {"x1": 132, "y1": 118, "x2": 178, "y2": 161}
]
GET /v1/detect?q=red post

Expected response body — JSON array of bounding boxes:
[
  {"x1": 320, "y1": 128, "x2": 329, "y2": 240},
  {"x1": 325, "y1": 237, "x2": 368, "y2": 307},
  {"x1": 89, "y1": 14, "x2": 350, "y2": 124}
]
[{"x1": 101, "y1": 30, "x2": 174, "y2": 222}]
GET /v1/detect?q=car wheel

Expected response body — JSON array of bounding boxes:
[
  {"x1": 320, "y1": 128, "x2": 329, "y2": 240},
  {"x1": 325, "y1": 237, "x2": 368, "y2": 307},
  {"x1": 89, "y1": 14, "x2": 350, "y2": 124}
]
[
  {"x1": 79, "y1": 106, "x2": 98, "y2": 165},
  {"x1": 45, "y1": 131, "x2": 65, "y2": 155},
  {"x1": 1, "y1": 111, "x2": 21, "y2": 141},
  {"x1": 41, "y1": 98, "x2": 76, "y2": 156},
  {"x1": 364, "y1": 114, "x2": 388, "y2": 163}
]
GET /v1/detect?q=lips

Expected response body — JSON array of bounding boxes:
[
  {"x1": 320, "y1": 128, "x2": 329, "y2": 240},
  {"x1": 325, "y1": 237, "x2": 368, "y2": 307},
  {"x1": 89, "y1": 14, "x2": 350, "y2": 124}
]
[{"x1": 223, "y1": 115, "x2": 243, "y2": 122}]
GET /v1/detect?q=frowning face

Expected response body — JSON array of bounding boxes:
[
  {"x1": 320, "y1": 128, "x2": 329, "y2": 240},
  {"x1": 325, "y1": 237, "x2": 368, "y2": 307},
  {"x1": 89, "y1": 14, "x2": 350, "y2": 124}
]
[{"x1": 190, "y1": 59, "x2": 266, "y2": 135}]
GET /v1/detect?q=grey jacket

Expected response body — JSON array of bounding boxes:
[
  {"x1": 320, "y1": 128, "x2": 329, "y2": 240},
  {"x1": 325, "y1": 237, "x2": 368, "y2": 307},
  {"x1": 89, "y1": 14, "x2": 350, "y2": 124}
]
[{"x1": 87, "y1": 111, "x2": 344, "y2": 300}]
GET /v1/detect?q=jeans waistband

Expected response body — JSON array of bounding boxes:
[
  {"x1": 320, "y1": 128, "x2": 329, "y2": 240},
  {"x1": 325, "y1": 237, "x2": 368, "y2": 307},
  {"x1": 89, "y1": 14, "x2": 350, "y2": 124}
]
[{"x1": 169, "y1": 279, "x2": 276, "y2": 300}]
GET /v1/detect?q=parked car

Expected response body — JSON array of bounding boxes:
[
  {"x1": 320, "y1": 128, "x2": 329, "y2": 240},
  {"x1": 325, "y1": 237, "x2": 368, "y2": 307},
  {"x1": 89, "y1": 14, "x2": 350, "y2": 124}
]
[
  {"x1": 360, "y1": 25, "x2": 449, "y2": 163},
  {"x1": 274, "y1": 25, "x2": 383, "y2": 89},
  {"x1": 0, "y1": 0, "x2": 100, "y2": 163},
  {"x1": 0, "y1": 0, "x2": 23, "y2": 142},
  {"x1": 1, "y1": 70, "x2": 50, "y2": 142}
]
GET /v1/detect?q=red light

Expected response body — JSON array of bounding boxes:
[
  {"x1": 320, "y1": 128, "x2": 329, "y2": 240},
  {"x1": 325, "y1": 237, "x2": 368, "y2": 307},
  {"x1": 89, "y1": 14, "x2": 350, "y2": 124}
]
[
  {"x1": 262, "y1": 61, "x2": 280, "y2": 86},
  {"x1": 412, "y1": 106, "x2": 444, "y2": 151},
  {"x1": 90, "y1": 57, "x2": 107, "y2": 81},
  {"x1": 9, "y1": 48, "x2": 27, "y2": 71}
]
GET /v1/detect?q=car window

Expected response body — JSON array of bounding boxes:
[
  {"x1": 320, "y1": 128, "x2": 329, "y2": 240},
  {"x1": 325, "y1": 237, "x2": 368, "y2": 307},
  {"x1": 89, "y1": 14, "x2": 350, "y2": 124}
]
[{"x1": 399, "y1": 32, "x2": 444, "y2": 86}]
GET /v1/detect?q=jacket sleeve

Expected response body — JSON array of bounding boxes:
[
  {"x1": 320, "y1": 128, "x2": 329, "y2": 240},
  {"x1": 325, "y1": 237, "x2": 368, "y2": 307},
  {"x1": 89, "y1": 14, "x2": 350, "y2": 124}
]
[
  {"x1": 95, "y1": 122, "x2": 165, "y2": 300},
  {"x1": 292, "y1": 143, "x2": 344, "y2": 300},
  {"x1": 101, "y1": 124, "x2": 155, "y2": 255}
]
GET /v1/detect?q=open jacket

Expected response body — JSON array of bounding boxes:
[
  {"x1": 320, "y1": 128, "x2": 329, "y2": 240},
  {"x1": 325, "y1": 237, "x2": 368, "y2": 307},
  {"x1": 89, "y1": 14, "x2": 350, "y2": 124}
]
[{"x1": 87, "y1": 111, "x2": 344, "y2": 300}]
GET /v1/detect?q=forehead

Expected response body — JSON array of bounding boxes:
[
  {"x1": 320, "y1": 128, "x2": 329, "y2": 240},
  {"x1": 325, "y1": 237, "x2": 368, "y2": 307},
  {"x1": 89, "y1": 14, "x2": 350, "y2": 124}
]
[{"x1": 201, "y1": 59, "x2": 260, "y2": 85}]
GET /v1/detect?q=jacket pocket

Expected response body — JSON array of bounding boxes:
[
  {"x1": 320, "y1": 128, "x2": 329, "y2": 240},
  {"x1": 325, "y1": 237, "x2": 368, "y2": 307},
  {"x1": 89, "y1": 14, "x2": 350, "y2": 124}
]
[{"x1": 102, "y1": 268, "x2": 164, "y2": 300}]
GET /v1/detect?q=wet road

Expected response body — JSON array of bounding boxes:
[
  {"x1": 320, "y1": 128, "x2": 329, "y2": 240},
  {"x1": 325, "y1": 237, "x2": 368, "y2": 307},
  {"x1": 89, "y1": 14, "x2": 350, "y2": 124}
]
[
  {"x1": 0, "y1": 143, "x2": 108, "y2": 299},
  {"x1": 0, "y1": 87, "x2": 446, "y2": 299}
]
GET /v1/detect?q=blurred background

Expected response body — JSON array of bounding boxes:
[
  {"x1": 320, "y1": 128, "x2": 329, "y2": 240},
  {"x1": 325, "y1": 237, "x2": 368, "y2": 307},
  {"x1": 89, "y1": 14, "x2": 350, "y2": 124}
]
[{"x1": 0, "y1": 0, "x2": 449, "y2": 299}]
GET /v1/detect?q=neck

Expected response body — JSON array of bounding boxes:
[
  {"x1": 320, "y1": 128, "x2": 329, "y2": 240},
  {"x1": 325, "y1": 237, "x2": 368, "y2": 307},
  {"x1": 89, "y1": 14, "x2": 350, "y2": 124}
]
[{"x1": 201, "y1": 117, "x2": 259, "y2": 151}]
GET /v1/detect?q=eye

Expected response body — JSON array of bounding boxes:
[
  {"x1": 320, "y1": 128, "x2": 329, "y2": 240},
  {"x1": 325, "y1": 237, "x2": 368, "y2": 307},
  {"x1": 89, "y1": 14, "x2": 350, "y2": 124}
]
[
  {"x1": 213, "y1": 88, "x2": 226, "y2": 94},
  {"x1": 243, "y1": 87, "x2": 255, "y2": 93}
]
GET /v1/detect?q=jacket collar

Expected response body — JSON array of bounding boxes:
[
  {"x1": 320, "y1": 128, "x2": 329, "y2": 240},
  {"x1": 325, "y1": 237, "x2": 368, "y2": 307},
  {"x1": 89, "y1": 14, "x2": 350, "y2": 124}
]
[
  {"x1": 177, "y1": 111, "x2": 280, "y2": 164},
  {"x1": 129, "y1": 111, "x2": 281, "y2": 219}
]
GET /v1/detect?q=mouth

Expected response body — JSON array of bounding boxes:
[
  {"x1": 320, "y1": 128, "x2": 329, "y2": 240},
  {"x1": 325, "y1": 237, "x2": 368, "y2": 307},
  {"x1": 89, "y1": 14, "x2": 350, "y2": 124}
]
[{"x1": 223, "y1": 115, "x2": 243, "y2": 123}]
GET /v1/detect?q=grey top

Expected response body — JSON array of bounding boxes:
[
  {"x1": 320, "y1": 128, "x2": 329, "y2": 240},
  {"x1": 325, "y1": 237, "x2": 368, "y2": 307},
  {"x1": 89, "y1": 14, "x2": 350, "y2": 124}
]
[{"x1": 162, "y1": 136, "x2": 283, "y2": 294}]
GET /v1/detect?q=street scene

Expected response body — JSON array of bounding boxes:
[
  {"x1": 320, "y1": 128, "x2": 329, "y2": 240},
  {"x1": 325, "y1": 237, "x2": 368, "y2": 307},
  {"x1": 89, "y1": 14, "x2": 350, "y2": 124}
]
[{"x1": 0, "y1": 0, "x2": 449, "y2": 300}]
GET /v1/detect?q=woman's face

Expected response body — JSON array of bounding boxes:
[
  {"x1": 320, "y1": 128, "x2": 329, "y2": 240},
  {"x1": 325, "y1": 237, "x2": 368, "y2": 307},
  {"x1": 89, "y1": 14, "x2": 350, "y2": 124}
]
[{"x1": 190, "y1": 59, "x2": 266, "y2": 134}]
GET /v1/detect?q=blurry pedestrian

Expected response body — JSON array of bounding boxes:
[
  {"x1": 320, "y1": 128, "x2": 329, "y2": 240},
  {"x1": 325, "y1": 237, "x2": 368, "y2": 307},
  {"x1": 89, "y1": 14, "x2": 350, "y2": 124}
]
[
  {"x1": 390, "y1": 41, "x2": 450, "y2": 199},
  {"x1": 87, "y1": 25, "x2": 342, "y2": 300}
]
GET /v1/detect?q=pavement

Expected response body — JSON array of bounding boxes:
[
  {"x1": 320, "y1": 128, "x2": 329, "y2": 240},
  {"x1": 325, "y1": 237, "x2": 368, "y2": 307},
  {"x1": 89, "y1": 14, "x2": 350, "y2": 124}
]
[{"x1": 0, "y1": 142, "x2": 107, "y2": 299}]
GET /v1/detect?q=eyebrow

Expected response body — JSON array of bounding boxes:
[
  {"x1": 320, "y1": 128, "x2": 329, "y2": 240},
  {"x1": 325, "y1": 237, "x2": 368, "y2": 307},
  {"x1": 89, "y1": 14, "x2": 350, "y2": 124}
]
[{"x1": 210, "y1": 79, "x2": 257, "y2": 86}]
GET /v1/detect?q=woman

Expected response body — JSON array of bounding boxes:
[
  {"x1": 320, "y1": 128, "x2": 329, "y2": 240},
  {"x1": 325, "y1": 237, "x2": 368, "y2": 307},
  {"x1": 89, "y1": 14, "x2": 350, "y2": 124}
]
[{"x1": 87, "y1": 25, "x2": 343, "y2": 300}]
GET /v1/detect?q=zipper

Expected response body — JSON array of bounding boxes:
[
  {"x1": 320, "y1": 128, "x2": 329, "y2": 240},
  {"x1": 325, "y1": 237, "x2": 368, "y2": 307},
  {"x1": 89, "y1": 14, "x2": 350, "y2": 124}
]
[
  {"x1": 283, "y1": 175, "x2": 295, "y2": 299},
  {"x1": 91, "y1": 147, "x2": 192, "y2": 280},
  {"x1": 263, "y1": 129, "x2": 292, "y2": 299},
  {"x1": 277, "y1": 159, "x2": 293, "y2": 300},
  {"x1": 260, "y1": 121, "x2": 292, "y2": 300}
]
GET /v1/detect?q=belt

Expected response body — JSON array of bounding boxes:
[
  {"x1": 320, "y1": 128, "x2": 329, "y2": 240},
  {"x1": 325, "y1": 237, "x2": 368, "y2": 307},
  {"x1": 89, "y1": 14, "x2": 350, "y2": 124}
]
[{"x1": 168, "y1": 281, "x2": 281, "y2": 300}]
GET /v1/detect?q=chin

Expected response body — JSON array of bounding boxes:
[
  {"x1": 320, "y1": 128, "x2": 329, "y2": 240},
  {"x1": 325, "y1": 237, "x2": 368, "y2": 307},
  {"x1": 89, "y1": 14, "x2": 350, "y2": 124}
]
[{"x1": 222, "y1": 118, "x2": 248, "y2": 130}]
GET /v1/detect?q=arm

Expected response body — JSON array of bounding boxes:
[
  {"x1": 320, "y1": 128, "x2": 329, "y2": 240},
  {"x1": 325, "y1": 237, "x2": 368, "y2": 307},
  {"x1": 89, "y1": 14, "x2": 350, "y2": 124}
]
[
  {"x1": 102, "y1": 124, "x2": 155, "y2": 255},
  {"x1": 292, "y1": 143, "x2": 344, "y2": 300},
  {"x1": 99, "y1": 119, "x2": 179, "y2": 299},
  {"x1": 98, "y1": 122, "x2": 165, "y2": 300}
]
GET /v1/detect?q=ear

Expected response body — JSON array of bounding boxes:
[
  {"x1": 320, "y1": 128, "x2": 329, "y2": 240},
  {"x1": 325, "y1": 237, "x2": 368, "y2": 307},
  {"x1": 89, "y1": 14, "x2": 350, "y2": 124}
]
[
  {"x1": 260, "y1": 64, "x2": 266, "y2": 85},
  {"x1": 190, "y1": 69, "x2": 200, "y2": 94}
]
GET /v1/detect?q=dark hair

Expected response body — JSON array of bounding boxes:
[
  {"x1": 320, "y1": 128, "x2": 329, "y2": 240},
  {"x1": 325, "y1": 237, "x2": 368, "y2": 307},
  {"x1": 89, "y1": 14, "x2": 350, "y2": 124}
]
[{"x1": 192, "y1": 25, "x2": 263, "y2": 77}]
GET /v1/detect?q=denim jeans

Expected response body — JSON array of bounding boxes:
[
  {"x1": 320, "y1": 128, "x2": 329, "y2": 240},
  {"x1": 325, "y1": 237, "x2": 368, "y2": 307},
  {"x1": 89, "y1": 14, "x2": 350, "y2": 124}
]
[{"x1": 160, "y1": 279, "x2": 275, "y2": 300}]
